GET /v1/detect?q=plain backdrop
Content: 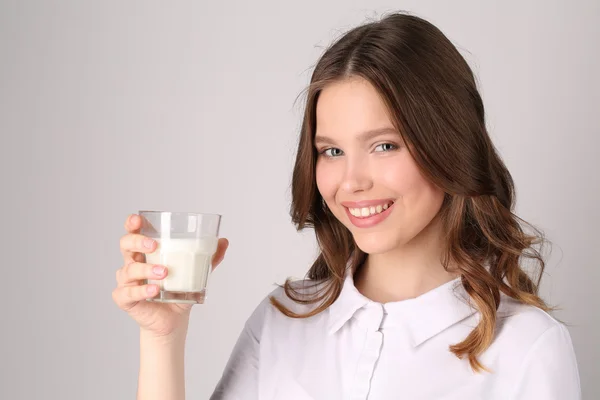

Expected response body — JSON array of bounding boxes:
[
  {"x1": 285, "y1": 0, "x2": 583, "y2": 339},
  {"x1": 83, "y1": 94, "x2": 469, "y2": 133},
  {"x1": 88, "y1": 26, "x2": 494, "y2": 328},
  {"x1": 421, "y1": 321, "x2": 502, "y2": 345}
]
[{"x1": 1, "y1": 1, "x2": 598, "y2": 399}]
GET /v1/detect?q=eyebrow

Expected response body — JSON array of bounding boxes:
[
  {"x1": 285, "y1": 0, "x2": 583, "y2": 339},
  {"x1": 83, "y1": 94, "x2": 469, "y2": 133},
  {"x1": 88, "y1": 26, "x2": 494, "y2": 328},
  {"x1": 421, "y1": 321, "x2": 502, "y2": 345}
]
[{"x1": 314, "y1": 127, "x2": 400, "y2": 146}]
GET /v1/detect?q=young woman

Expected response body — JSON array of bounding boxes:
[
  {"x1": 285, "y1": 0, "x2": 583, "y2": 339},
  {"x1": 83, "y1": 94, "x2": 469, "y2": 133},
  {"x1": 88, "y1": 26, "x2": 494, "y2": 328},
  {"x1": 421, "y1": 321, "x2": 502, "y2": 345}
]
[{"x1": 113, "y1": 12, "x2": 581, "y2": 400}]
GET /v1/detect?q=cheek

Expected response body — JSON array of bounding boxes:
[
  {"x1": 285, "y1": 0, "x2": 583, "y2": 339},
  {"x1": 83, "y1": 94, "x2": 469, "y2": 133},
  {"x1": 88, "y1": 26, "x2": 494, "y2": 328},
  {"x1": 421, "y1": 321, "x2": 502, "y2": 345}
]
[
  {"x1": 379, "y1": 156, "x2": 445, "y2": 230},
  {"x1": 378, "y1": 156, "x2": 416, "y2": 193},
  {"x1": 315, "y1": 161, "x2": 337, "y2": 201},
  {"x1": 388, "y1": 163, "x2": 445, "y2": 231},
  {"x1": 385, "y1": 160, "x2": 442, "y2": 208}
]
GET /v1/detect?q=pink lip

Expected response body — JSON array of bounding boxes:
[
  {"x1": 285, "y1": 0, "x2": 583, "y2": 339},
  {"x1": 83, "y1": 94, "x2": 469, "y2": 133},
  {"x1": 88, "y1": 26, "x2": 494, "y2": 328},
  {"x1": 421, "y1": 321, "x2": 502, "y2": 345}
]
[{"x1": 343, "y1": 200, "x2": 395, "y2": 228}]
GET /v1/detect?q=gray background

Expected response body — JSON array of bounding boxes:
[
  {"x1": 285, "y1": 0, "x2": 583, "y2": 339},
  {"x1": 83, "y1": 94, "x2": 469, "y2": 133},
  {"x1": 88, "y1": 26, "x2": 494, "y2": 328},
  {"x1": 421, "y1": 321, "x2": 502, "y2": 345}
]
[{"x1": 1, "y1": 0, "x2": 598, "y2": 399}]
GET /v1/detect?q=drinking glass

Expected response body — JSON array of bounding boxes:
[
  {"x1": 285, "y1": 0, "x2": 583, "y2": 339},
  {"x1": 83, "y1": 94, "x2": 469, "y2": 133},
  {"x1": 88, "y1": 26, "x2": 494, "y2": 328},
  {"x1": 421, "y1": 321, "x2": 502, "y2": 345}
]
[{"x1": 139, "y1": 210, "x2": 221, "y2": 304}]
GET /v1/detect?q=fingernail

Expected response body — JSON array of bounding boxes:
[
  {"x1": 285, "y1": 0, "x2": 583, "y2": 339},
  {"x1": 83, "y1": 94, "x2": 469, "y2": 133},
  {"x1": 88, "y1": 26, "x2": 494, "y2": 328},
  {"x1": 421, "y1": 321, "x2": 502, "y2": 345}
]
[
  {"x1": 153, "y1": 266, "x2": 165, "y2": 275},
  {"x1": 144, "y1": 238, "x2": 154, "y2": 249},
  {"x1": 131, "y1": 215, "x2": 139, "y2": 225},
  {"x1": 147, "y1": 285, "x2": 157, "y2": 295}
]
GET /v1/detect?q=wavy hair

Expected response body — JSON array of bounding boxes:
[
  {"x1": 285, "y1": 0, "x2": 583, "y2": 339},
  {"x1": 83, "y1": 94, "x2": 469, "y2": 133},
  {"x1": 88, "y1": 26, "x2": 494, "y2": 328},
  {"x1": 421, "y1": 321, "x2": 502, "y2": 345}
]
[{"x1": 271, "y1": 11, "x2": 552, "y2": 372}]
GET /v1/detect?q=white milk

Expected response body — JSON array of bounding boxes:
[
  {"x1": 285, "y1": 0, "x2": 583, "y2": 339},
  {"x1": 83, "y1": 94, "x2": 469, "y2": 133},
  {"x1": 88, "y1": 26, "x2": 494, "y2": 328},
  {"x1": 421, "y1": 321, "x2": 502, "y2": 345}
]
[{"x1": 145, "y1": 237, "x2": 218, "y2": 292}]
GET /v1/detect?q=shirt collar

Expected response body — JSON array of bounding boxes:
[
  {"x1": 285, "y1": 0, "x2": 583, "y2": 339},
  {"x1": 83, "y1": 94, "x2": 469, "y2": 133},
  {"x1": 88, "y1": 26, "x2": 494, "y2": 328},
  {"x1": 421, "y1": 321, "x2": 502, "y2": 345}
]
[{"x1": 327, "y1": 265, "x2": 478, "y2": 347}]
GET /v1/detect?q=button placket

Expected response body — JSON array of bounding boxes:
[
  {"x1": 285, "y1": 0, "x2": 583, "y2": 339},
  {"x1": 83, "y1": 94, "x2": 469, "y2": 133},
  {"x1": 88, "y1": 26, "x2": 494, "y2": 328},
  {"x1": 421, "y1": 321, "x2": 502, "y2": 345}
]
[{"x1": 350, "y1": 304, "x2": 385, "y2": 400}]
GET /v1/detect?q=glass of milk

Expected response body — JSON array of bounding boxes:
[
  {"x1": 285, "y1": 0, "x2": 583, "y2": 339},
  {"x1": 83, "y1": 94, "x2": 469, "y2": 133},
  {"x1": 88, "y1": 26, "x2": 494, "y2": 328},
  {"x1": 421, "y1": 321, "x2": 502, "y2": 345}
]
[{"x1": 139, "y1": 210, "x2": 221, "y2": 304}]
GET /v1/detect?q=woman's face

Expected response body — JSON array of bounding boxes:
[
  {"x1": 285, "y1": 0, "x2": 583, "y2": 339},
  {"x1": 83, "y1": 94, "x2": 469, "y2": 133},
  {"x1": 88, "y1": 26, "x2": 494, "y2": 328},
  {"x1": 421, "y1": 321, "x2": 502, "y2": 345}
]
[{"x1": 314, "y1": 77, "x2": 446, "y2": 255}]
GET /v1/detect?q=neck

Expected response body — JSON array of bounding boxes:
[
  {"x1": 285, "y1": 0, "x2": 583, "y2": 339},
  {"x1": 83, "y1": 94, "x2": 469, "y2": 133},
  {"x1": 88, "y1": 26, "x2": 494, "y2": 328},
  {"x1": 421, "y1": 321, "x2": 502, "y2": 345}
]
[{"x1": 354, "y1": 214, "x2": 460, "y2": 303}]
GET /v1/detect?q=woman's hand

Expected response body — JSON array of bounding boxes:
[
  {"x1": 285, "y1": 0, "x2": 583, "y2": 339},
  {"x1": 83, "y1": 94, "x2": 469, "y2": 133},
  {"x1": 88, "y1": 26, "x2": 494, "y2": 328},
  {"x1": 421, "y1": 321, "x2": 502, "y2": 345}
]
[{"x1": 112, "y1": 214, "x2": 229, "y2": 338}]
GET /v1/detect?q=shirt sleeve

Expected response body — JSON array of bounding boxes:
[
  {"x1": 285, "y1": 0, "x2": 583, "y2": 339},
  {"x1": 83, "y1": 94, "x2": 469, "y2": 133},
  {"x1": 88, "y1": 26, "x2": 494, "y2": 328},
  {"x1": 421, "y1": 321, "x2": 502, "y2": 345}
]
[
  {"x1": 510, "y1": 323, "x2": 581, "y2": 399},
  {"x1": 209, "y1": 296, "x2": 269, "y2": 400}
]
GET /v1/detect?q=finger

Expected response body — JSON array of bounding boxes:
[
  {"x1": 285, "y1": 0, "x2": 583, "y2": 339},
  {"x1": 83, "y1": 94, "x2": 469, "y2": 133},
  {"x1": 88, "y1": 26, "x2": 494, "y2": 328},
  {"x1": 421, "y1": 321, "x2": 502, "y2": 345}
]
[
  {"x1": 211, "y1": 238, "x2": 229, "y2": 270},
  {"x1": 112, "y1": 284, "x2": 160, "y2": 310},
  {"x1": 116, "y1": 262, "x2": 168, "y2": 286},
  {"x1": 120, "y1": 233, "x2": 157, "y2": 258},
  {"x1": 131, "y1": 251, "x2": 146, "y2": 264},
  {"x1": 124, "y1": 214, "x2": 142, "y2": 233},
  {"x1": 120, "y1": 252, "x2": 146, "y2": 273}
]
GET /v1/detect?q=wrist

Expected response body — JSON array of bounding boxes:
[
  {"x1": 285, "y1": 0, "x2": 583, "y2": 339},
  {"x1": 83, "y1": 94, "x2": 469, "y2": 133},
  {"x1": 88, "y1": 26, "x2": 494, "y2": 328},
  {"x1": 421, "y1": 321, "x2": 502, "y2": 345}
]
[{"x1": 140, "y1": 325, "x2": 189, "y2": 347}]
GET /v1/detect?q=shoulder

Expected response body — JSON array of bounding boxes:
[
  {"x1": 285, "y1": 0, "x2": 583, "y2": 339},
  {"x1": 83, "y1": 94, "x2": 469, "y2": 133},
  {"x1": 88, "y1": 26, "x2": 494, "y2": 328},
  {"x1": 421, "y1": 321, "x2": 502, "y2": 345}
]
[
  {"x1": 495, "y1": 294, "x2": 567, "y2": 347},
  {"x1": 267, "y1": 278, "x2": 329, "y2": 312},
  {"x1": 488, "y1": 294, "x2": 579, "y2": 375},
  {"x1": 244, "y1": 278, "x2": 330, "y2": 333},
  {"x1": 493, "y1": 295, "x2": 581, "y2": 398}
]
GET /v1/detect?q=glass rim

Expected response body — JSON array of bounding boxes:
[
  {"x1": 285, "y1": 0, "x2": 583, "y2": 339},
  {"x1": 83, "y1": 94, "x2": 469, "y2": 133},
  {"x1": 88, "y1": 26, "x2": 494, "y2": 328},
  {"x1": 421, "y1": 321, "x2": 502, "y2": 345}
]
[{"x1": 139, "y1": 210, "x2": 222, "y2": 218}]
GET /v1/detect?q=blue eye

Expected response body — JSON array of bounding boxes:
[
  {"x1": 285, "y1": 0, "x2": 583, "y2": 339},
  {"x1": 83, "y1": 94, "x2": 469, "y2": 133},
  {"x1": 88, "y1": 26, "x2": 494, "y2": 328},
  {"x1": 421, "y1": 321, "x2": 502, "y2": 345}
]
[
  {"x1": 374, "y1": 143, "x2": 397, "y2": 152},
  {"x1": 321, "y1": 148, "x2": 344, "y2": 157}
]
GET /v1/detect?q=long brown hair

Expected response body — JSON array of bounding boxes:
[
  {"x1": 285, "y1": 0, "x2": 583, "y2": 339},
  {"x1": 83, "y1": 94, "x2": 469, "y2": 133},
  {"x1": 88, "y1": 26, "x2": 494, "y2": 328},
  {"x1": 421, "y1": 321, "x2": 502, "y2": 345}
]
[{"x1": 271, "y1": 11, "x2": 552, "y2": 372}]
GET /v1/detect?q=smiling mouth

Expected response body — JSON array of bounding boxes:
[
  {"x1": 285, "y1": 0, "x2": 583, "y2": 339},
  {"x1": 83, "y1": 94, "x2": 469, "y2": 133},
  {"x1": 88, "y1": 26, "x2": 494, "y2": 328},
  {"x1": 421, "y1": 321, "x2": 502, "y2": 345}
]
[{"x1": 347, "y1": 201, "x2": 395, "y2": 219}]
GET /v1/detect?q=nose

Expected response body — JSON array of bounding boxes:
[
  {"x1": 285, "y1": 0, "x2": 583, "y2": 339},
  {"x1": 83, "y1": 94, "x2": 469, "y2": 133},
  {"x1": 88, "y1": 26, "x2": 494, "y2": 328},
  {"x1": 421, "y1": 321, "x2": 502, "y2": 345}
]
[{"x1": 341, "y1": 156, "x2": 373, "y2": 193}]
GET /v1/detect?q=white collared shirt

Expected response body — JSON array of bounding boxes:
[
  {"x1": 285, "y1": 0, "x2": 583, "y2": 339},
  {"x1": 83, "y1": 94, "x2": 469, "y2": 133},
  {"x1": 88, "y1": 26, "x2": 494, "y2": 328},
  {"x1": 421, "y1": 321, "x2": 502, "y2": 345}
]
[{"x1": 210, "y1": 271, "x2": 581, "y2": 399}]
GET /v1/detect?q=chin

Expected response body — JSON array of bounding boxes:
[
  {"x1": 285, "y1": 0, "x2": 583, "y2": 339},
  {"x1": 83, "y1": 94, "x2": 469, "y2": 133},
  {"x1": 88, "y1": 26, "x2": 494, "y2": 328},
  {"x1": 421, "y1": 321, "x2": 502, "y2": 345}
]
[{"x1": 352, "y1": 231, "x2": 403, "y2": 255}]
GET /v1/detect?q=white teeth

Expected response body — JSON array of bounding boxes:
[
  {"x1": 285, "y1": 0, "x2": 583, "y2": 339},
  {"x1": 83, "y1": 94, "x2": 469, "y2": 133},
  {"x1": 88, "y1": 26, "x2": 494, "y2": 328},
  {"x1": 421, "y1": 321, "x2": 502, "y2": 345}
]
[{"x1": 349, "y1": 202, "x2": 393, "y2": 218}]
